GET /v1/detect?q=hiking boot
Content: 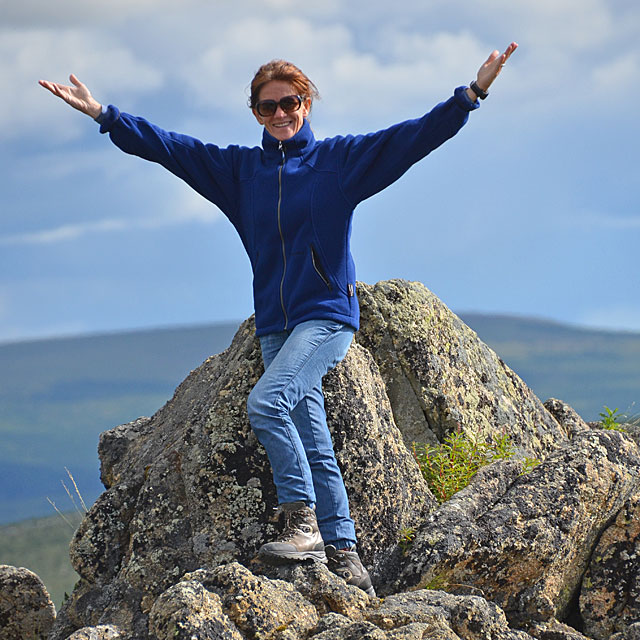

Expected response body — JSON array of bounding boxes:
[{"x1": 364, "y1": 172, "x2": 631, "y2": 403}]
[
  {"x1": 325, "y1": 544, "x2": 376, "y2": 596},
  {"x1": 258, "y1": 501, "x2": 327, "y2": 565}
]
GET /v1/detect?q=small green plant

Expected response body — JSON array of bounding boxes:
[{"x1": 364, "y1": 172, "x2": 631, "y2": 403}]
[
  {"x1": 599, "y1": 406, "x2": 626, "y2": 432},
  {"x1": 398, "y1": 527, "x2": 416, "y2": 554},
  {"x1": 412, "y1": 427, "x2": 535, "y2": 504},
  {"x1": 521, "y1": 456, "x2": 541, "y2": 474}
]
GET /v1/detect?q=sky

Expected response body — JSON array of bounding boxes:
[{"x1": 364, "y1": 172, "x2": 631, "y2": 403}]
[{"x1": 1, "y1": 0, "x2": 639, "y2": 344}]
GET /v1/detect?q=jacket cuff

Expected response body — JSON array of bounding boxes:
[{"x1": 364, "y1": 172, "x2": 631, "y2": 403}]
[
  {"x1": 97, "y1": 104, "x2": 121, "y2": 133},
  {"x1": 454, "y1": 86, "x2": 480, "y2": 111}
]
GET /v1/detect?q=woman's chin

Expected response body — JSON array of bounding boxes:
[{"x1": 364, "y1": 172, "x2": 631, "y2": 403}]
[{"x1": 267, "y1": 125, "x2": 298, "y2": 141}]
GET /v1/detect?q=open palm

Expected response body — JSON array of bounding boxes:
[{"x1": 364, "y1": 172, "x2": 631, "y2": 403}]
[{"x1": 38, "y1": 74, "x2": 102, "y2": 119}]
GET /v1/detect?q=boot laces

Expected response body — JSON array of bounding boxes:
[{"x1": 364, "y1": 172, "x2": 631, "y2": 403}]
[{"x1": 276, "y1": 508, "x2": 310, "y2": 542}]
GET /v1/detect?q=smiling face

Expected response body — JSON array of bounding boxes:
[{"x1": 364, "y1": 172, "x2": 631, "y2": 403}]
[{"x1": 253, "y1": 80, "x2": 311, "y2": 141}]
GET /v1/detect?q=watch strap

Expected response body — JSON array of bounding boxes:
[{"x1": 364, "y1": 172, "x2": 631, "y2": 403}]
[{"x1": 470, "y1": 80, "x2": 489, "y2": 100}]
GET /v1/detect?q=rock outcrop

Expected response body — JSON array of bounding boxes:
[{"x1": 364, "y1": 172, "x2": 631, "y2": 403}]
[
  {"x1": 49, "y1": 292, "x2": 434, "y2": 639},
  {"x1": 0, "y1": 564, "x2": 56, "y2": 640},
  {"x1": 355, "y1": 281, "x2": 567, "y2": 455},
  {"x1": 8, "y1": 278, "x2": 638, "y2": 639},
  {"x1": 580, "y1": 492, "x2": 640, "y2": 639},
  {"x1": 65, "y1": 626, "x2": 123, "y2": 640},
  {"x1": 382, "y1": 428, "x2": 640, "y2": 625}
]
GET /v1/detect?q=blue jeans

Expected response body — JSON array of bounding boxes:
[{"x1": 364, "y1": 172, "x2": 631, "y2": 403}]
[{"x1": 247, "y1": 319, "x2": 356, "y2": 548}]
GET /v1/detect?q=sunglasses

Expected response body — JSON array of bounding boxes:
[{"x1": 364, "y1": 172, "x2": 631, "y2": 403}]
[{"x1": 256, "y1": 95, "x2": 304, "y2": 118}]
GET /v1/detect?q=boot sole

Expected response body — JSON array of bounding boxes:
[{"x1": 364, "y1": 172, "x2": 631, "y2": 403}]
[{"x1": 258, "y1": 549, "x2": 328, "y2": 565}]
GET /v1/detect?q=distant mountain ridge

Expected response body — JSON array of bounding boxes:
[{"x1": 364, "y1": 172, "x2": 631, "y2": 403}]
[
  {"x1": 0, "y1": 322, "x2": 240, "y2": 525},
  {"x1": 459, "y1": 311, "x2": 640, "y2": 422},
  {"x1": 1, "y1": 313, "x2": 638, "y2": 526}
]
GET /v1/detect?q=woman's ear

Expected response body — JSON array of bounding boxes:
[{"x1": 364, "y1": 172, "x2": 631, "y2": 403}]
[{"x1": 302, "y1": 97, "x2": 312, "y2": 118}]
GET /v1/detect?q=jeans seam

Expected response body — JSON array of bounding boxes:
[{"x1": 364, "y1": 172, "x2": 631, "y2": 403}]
[
  {"x1": 271, "y1": 326, "x2": 341, "y2": 505},
  {"x1": 300, "y1": 395, "x2": 341, "y2": 539}
]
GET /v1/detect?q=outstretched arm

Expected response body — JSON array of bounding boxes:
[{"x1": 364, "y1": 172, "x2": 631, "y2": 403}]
[
  {"x1": 39, "y1": 74, "x2": 102, "y2": 119},
  {"x1": 466, "y1": 42, "x2": 518, "y2": 102}
]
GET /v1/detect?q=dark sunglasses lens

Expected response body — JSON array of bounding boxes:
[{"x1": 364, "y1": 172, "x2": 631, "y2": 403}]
[
  {"x1": 257, "y1": 100, "x2": 277, "y2": 117},
  {"x1": 257, "y1": 96, "x2": 302, "y2": 117},
  {"x1": 280, "y1": 96, "x2": 302, "y2": 112}
]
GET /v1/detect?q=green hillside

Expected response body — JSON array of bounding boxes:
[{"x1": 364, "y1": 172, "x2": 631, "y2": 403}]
[
  {"x1": 0, "y1": 322, "x2": 239, "y2": 524},
  {"x1": 459, "y1": 313, "x2": 640, "y2": 421},
  {"x1": 0, "y1": 512, "x2": 83, "y2": 610}
]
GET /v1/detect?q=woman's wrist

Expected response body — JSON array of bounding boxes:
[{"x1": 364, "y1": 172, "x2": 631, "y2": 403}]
[
  {"x1": 87, "y1": 101, "x2": 103, "y2": 120},
  {"x1": 465, "y1": 86, "x2": 478, "y2": 103}
]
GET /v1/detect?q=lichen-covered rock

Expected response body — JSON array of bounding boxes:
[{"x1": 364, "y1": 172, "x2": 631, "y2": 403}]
[
  {"x1": 355, "y1": 280, "x2": 566, "y2": 456},
  {"x1": 363, "y1": 589, "x2": 532, "y2": 639},
  {"x1": 620, "y1": 422, "x2": 640, "y2": 448},
  {"x1": 64, "y1": 625, "x2": 124, "y2": 639},
  {"x1": 320, "y1": 342, "x2": 435, "y2": 562},
  {"x1": 147, "y1": 563, "x2": 535, "y2": 640},
  {"x1": 580, "y1": 492, "x2": 640, "y2": 639},
  {"x1": 543, "y1": 398, "x2": 591, "y2": 438},
  {"x1": 611, "y1": 622, "x2": 640, "y2": 640},
  {"x1": 183, "y1": 562, "x2": 319, "y2": 639},
  {"x1": 258, "y1": 560, "x2": 373, "y2": 620},
  {"x1": 385, "y1": 429, "x2": 640, "y2": 625},
  {"x1": 525, "y1": 618, "x2": 591, "y2": 640},
  {"x1": 48, "y1": 278, "x2": 638, "y2": 639},
  {"x1": 0, "y1": 565, "x2": 55, "y2": 640},
  {"x1": 149, "y1": 579, "x2": 242, "y2": 640},
  {"x1": 370, "y1": 457, "x2": 524, "y2": 593},
  {"x1": 312, "y1": 619, "x2": 387, "y2": 640},
  {"x1": 49, "y1": 576, "x2": 147, "y2": 640},
  {"x1": 52, "y1": 314, "x2": 429, "y2": 638}
]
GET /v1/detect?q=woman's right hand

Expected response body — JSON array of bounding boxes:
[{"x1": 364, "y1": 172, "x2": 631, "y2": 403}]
[{"x1": 39, "y1": 74, "x2": 103, "y2": 119}]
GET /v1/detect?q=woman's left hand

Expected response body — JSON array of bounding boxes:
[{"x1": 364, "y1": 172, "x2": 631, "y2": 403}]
[{"x1": 468, "y1": 42, "x2": 518, "y2": 100}]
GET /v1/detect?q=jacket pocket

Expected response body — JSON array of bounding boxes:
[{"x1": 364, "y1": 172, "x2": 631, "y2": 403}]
[{"x1": 310, "y1": 245, "x2": 332, "y2": 290}]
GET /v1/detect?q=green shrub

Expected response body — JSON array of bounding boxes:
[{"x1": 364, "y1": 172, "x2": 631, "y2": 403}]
[
  {"x1": 412, "y1": 428, "x2": 538, "y2": 504},
  {"x1": 599, "y1": 406, "x2": 626, "y2": 432}
]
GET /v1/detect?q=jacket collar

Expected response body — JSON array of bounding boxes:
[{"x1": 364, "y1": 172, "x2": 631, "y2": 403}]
[{"x1": 261, "y1": 119, "x2": 316, "y2": 157}]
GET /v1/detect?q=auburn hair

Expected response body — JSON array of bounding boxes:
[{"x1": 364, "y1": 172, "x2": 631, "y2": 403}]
[{"x1": 249, "y1": 60, "x2": 319, "y2": 110}]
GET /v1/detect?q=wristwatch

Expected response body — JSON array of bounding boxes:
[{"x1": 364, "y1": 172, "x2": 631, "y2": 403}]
[{"x1": 470, "y1": 80, "x2": 488, "y2": 100}]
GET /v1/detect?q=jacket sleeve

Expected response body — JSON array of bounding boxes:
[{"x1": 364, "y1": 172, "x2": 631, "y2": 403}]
[
  {"x1": 98, "y1": 105, "x2": 239, "y2": 220},
  {"x1": 336, "y1": 87, "x2": 479, "y2": 206}
]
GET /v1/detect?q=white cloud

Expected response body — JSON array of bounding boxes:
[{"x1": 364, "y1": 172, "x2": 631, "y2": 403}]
[
  {"x1": 0, "y1": 205, "x2": 220, "y2": 247},
  {"x1": 179, "y1": 17, "x2": 487, "y2": 133},
  {"x1": 592, "y1": 51, "x2": 640, "y2": 93},
  {"x1": 5, "y1": 0, "x2": 638, "y2": 139},
  {"x1": 0, "y1": 28, "x2": 163, "y2": 141},
  {"x1": 182, "y1": 18, "x2": 354, "y2": 110},
  {"x1": 0, "y1": 219, "x2": 130, "y2": 245}
]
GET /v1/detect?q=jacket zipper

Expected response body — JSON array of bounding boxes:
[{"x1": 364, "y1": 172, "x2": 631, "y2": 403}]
[
  {"x1": 277, "y1": 142, "x2": 288, "y2": 329},
  {"x1": 311, "y1": 245, "x2": 332, "y2": 290}
]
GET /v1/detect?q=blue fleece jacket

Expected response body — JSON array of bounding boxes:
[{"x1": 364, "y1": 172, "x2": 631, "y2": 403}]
[{"x1": 97, "y1": 87, "x2": 478, "y2": 336}]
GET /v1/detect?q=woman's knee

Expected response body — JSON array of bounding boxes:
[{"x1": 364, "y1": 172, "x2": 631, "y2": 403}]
[{"x1": 247, "y1": 379, "x2": 281, "y2": 422}]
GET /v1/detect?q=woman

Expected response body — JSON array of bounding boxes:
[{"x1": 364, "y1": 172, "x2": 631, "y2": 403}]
[{"x1": 40, "y1": 42, "x2": 517, "y2": 596}]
